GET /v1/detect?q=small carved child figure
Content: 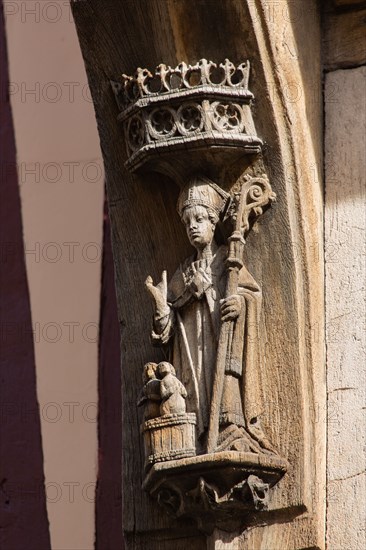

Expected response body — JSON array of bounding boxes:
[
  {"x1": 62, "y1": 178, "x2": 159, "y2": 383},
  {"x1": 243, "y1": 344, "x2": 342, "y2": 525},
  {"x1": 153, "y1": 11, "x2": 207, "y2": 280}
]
[
  {"x1": 157, "y1": 362, "x2": 187, "y2": 416},
  {"x1": 138, "y1": 362, "x2": 161, "y2": 421}
]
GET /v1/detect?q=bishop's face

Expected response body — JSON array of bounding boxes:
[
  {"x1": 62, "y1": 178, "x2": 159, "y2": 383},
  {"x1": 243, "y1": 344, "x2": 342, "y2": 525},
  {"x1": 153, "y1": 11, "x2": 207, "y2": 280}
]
[{"x1": 182, "y1": 205, "x2": 216, "y2": 250}]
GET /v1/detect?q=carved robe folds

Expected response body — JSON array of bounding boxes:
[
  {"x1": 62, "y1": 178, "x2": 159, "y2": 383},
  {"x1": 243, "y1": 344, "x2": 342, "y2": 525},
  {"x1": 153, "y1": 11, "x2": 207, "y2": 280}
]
[{"x1": 151, "y1": 245, "x2": 271, "y2": 454}]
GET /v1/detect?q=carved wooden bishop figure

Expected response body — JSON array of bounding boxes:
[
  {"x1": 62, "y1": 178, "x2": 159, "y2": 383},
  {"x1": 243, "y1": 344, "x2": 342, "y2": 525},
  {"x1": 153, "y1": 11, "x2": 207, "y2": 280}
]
[
  {"x1": 145, "y1": 176, "x2": 275, "y2": 457},
  {"x1": 112, "y1": 59, "x2": 288, "y2": 533}
]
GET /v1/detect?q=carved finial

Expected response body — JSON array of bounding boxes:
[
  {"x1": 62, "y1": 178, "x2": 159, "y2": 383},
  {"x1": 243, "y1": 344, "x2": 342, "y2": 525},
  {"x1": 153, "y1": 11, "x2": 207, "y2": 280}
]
[
  {"x1": 156, "y1": 63, "x2": 171, "y2": 92},
  {"x1": 237, "y1": 61, "x2": 250, "y2": 89},
  {"x1": 220, "y1": 59, "x2": 236, "y2": 85},
  {"x1": 121, "y1": 74, "x2": 135, "y2": 104},
  {"x1": 197, "y1": 59, "x2": 217, "y2": 84},
  {"x1": 176, "y1": 61, "x2": 190, "y2": 87},
  {"x1": 135, "y1": 67, "x2": 153, "y2": 96},
  {"x1": 114, "y1": 58, "x2": 253, "y2": 106}
]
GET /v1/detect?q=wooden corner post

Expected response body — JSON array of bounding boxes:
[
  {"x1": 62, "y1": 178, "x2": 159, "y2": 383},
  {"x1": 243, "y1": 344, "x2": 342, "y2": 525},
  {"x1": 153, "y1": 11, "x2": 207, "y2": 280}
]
[{"x1": 72, "y1": 1, "x2": 325, "y2": 548}]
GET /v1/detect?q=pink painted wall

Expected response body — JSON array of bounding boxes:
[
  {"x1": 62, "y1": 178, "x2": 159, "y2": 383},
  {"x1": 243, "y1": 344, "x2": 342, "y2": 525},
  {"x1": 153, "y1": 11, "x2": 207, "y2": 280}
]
[{"x1": 3, "y1": 2, "x2": 105, "y2": 548}]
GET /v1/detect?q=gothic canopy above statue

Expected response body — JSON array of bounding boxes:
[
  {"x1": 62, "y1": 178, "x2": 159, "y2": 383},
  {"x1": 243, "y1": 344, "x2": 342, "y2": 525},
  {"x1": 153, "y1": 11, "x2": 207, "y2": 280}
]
[{"x1": 111, "y1": 59, "x2": 263, "y2": 177}]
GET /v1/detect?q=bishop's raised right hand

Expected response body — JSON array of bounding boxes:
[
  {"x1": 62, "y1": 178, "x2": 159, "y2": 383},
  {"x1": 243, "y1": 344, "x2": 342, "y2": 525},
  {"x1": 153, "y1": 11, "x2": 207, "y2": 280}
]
[{"x1": 145, "y1": 270, "x2": 170, "y2": 320}]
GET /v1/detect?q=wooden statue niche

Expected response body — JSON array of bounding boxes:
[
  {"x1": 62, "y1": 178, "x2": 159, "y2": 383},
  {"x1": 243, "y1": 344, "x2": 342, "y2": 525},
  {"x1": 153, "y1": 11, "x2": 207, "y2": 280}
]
[{"x1": 112, "y1": 59, "x2": 288, "y2": 533}]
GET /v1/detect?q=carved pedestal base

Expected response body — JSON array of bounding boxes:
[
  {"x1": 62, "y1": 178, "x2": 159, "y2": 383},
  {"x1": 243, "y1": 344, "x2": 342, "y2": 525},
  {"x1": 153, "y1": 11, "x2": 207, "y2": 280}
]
[{"x1": 143, "y1": 451, "x2": 288, "y2": 534}]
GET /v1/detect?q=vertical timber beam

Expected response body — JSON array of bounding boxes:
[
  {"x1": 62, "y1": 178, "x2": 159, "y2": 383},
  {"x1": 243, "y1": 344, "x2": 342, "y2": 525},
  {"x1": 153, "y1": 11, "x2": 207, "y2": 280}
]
[{"x1": 71, "y1": 1, "x2": 325, "y2": 548}]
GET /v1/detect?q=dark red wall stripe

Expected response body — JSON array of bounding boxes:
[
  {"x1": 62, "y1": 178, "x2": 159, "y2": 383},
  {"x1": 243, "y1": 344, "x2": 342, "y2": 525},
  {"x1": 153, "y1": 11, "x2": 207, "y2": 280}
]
[
  {"x1": 0, "y1": 2, "x2": 51, "y2": 548},
  {"x1": 95, "y1": 200, "x2": 123, "y2": 549}
]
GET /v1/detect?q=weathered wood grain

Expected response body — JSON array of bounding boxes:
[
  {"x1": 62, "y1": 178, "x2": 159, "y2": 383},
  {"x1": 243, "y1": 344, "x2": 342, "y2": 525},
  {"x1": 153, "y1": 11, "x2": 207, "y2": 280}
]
[
  {"x1": 71, "y1": 0, "x2": 325, "y2": 547},
  {"x1": 323, "y1": 8, "x2": 366, "y2": 70},
  {"x1": 333, "y1": 0, "x2": 366, "y2": 8}
]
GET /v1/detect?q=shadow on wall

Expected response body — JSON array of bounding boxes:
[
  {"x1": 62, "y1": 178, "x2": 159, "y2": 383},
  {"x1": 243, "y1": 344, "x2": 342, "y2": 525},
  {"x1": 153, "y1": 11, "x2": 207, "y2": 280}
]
[
  {"x1": 96, "y1": 200, "x2": 123, "y2": 550},
  {"x1": 0, "y1": 1, "x2": 51, "y2": 548}
]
